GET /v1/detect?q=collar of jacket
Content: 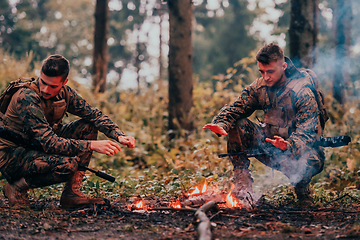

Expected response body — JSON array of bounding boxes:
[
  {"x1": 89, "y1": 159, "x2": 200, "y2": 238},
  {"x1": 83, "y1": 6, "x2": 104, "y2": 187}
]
[{"x1": 284, "y1": 57, "x2": 305, "y2": 80}]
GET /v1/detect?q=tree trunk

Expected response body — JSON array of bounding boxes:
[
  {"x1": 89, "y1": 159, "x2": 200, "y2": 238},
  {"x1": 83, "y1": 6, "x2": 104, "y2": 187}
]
[
  {"x1": 158, "y1": 0, "x2": 164, "y2": 91},
  {"x1": 135, "y1": 25, "x2": 141, "y2": 95},
  {"x1": 333, "y1": 0, "x2": 352, "y2": 104},
  {"x1": 167, "y1": 0, "x2": 193, "y2": 139},
  {"x1": 93, "y1": 0, "x2": 109, "y2": 93},
  {"x1": 289, "y1": 0, "x2": 319, "y2": 68}
]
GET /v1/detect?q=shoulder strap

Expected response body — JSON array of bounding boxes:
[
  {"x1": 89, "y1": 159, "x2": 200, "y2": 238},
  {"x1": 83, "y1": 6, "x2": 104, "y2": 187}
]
[
  {"x1": 301, "y1": 70, "x2": 329, "y2": 129},
  {"x1": 0, "y1": 77, "x2": 39, "y2": 125}
]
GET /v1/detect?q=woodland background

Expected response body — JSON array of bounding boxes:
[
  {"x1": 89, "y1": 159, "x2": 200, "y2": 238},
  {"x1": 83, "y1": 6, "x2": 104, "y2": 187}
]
[{"x1": 0, "y1": 0, "x2": 360, "y2": 206}]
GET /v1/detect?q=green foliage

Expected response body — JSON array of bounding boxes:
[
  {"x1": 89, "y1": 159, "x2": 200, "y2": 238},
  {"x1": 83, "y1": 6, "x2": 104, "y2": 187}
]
[
  {"x1": 0, "y1": 0, "x2": 149, "y2": 82},
  {"x1": 193, "y1": 0, "x2": 258, "y2": 81},
  {"x1": 263, "y1": 183, "x2": 295, "y2": 206},
  {"x1": 1, "y1": 53, "x2": 360, "y2": 207}
]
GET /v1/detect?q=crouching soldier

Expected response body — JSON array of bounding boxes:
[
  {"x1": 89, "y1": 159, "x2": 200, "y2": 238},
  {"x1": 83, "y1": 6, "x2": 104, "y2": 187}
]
[
  {"x1": 204, "y1": 43, "x2": 327, "y2": 207},
  {"x1": 0, "y1": 55, "x2": 135, "y2": 208}
]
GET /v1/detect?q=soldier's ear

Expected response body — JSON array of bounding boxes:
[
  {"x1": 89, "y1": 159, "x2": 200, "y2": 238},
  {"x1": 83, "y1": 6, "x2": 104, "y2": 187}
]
[
  {"x1": 282, "y1": 62, "x2": 287, "y2": 71},
  {"x1": 63, "y1": 78, "x2": 69, "y2": 86}
]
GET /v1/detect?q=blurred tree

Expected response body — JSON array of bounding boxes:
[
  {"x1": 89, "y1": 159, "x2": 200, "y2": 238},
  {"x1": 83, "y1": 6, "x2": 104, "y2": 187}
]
[
  {"x1": 0, "y1": 0, "x2": 50, "y2": 61},
  {"x1": 0, "y1": 0, "x2": 149, "y2": 90},
  {"x1": 108, "y1": 1, "x2": 149, "y2": 91},
  {"x1": 167, "y1": 0, "x2": 193, "y2": 139},
  {"x1": 332, "y1": 0, "x2": 352, "y2": 104},
  {"x1": 289, "y1": 0, "x2": 319, "y2": 68},
  {"x1": 193, "y1": 0, "x2": 257, "y2": 82},
  {"x1": 154, "y1": 0, "x2": 166, "y2": 91},
  {"x1": 93, "y1": 0, "x2": 109, "y2": 92}
]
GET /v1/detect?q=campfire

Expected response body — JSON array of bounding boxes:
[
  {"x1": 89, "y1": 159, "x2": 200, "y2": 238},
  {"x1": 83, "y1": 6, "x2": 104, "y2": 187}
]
[
  {"x1": 129, "y1": 179, "x2": 244, "y2": 211},
  {"x1": 127, "y1": 179, "x2": 250, "y2": 240},
  {"x1": 183, "y1": 179, "x2": 241, "y2": 208}
]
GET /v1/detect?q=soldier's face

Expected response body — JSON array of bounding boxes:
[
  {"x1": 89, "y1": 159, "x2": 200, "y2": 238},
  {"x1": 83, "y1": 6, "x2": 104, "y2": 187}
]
[
  {"x1": 258, "y1": 60, "x2": 287, "y2": 87},
  {"x1": 39, "y1": 73, "x2": 68, "y2": 99}
]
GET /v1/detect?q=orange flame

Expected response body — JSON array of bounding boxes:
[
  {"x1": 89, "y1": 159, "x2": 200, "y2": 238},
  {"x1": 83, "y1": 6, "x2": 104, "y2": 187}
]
[
  {"x1": 135, "y1": 201, "x2": 143, "y2": 209},
  {"x1": 202, "y1": 179, "x2": 207, "y2": 192},
  {"x1": 188, "y1": 179, "x2": 207, "y2": 196},
  {"x1": 226, "y1": 192, "x2": 237, "y2": 208},
  {"x1": 168, "y1": 200, "x2": 181, "y2": 209},
  {"x1": 189, "y1": 186, "x2": 200, "y2": 195}
]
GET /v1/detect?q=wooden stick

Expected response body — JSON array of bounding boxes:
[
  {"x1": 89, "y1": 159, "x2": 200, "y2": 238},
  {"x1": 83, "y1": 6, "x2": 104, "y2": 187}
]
[
  {"x1": 324, "y1": 193, "x2": 360, "y2": 206},
  {"x1": 327, "y1": 193, "x2": 350, "y2": 204},
  {"x1": 149, "y1": 207, "x2": 197, "y2": 212},
  {"x1": 209, "y1": 210, "x2": 223, "y2": 220},
  {"x1": 194, "y1": 201, "x2": 217, "y2": 240},
  {"x1": 221, "y1": 214, "x2": 239, "y2": 218}
]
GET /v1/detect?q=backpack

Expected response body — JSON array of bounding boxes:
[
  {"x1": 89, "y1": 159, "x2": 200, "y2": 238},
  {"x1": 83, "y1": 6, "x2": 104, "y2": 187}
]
[
  {"x1": 0, "y1": 77, "x2": 38, "y2": 116},
  {"x1": 298, "y1": 69, "x2": 329, "y2": 130}
]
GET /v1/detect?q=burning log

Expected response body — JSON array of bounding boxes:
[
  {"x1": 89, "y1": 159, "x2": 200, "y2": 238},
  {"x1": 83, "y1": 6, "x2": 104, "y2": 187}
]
[
  {"x1": 182, "y1": 180, "x2": 244, "y2": 209},
  {"x1": 183, "y1": 192, "x2": 226, "y2": 207}
]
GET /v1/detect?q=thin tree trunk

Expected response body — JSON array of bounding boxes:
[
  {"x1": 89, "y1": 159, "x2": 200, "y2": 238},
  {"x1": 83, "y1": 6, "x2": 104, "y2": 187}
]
[
  {"x1": 289, "y1": 0, "x2": 319, "y2": 69},
  {"x1": 93, "y1": 0, "x2": 109, "y2": 93},
  {"x1": 167, "y1": 0, "x2": 193, "y2": 139},
  {"x1": 333, "y1": 0, "x2": 352, "y2": 104},
  {"x1": 135, "y1": 25, "x2": 141, "y2": 95},
  {"x1": 158, "y1": 0, "x2": 164, "y2": 91}
]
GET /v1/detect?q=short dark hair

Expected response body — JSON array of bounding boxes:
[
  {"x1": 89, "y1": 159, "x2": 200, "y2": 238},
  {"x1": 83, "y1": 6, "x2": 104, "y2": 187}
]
[
  {"x1": 256, "y1": 43, "x2": 284, "y2": 64},
  {"x1": 41, "y1": 54, "x2": 70, "y2": 81}
]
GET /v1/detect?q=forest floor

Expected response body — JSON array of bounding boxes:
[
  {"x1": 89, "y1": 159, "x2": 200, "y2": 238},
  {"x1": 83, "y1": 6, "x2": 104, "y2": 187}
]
[{"x1": 1, "y1": 193, "x2": 360, "y2": 240}]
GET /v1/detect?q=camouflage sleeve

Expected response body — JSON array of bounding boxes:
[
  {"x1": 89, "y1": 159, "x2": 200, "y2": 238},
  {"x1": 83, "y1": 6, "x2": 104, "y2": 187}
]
[
  {"x1": 287, "y1": 86, "x2": 320, "y2": 158},
  {"x1": 18, "y1": 89, "x2": 91, "y2": 155},
  {"x1": 211, "y1": 84, "x2": 261, "y2": 132},
  {"x1": 65, "y1": 86, "x2": 125, "y2": 140}
]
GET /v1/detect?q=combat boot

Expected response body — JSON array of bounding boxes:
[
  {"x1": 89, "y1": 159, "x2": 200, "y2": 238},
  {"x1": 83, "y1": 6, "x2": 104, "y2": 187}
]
[
  {"x1": 294, "y1": 184, "x2": 314, "y2": 208},
  {"x1": 60, "y1": 171, "x2": 105, "y2": 209},
  {"x1": 3, "y1": 178, "x2": 30, "y2": 207},
  {"x1": 231, "y1": 168, "x2": 254, "y2": 202}
]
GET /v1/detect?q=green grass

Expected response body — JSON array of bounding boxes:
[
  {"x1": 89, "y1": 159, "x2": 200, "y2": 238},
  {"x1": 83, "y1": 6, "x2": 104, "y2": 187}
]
[{"x1": 1, "y1": 50, "x2": 360, "y2": 207}]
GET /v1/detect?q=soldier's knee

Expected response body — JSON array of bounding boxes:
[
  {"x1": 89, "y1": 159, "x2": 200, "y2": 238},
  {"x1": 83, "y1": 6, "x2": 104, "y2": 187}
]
[
  {"x1": 66, "y1": 157, "x2": 79, "y2": 174},
  {"x1": 77, "y1": 120, "x2": 98, "y2": 139},
  {"x1": 79, "y1": 120, "x2": 97, "y2": 132},
  {"x1": 230, "y1": 118, "x2": 258, "y2": 136},
  {"x1": 228, "y1": 119, "x2": 249, "y2": 136},
  {"x1": 228, "y1": 118, "x2": 261, "y2": 148}
]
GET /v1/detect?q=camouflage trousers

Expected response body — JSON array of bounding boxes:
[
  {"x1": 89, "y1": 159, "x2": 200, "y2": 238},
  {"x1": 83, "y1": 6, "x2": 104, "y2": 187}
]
[
  {"x1": 227, "y1": 119, "x2": 324, "y2": 188},
  {"x1": 0, "y1": 119, "x2": 97, "y2": 188}
]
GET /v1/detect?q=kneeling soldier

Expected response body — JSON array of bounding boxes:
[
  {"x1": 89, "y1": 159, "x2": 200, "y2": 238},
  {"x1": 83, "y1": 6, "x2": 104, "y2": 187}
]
[
  {"x1": 204, "y1": 43, "x2": 327, "y2": 207},
  {"x1": 0, "y1": 55, "x2": 135, "y2": 208}
]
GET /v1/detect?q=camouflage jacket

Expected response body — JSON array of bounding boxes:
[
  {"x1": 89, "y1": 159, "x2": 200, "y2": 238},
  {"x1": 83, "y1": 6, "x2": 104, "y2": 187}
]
[
  {"x1": 0, "y1": 78, "x2": 125, "y2": 161},
  {"x1": 212, "y1": 59, "x2": 322, "y2": 158}
]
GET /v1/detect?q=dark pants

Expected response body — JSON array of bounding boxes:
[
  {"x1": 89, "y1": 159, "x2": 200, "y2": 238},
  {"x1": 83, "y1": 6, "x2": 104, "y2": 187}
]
[
  {"x1": 227, "y1": 119, "x2": 324, "y2": 187},
  {"x1": 0, "y1": 119, "x2": 97, "y2": 188}
]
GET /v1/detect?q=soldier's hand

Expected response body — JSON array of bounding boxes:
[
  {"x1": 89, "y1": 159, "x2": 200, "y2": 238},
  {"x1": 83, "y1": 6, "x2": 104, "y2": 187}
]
[
  {"x1": 203, "y1": 124, "x2": 228, "y2": 136},
  {"x1": 118, "y1": 136, "x2": 135, "y2": 148},
  {"x1": 265, "y1": 136, "x2": 289, "y2": 151},
  {"x1": 90, "y1": 140, "x2": 122, "y2": 156}
]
